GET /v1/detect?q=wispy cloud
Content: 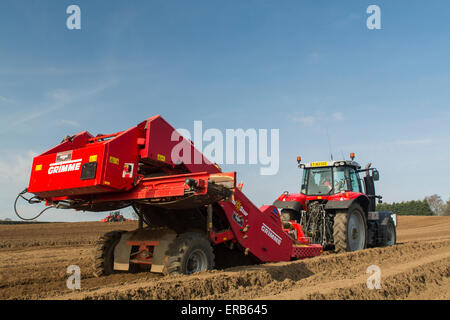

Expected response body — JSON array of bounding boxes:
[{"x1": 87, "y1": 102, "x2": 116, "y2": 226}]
[
  {"x1": 293, "y1": 116, "x2": 315, "y2": 126},
  {"x1": 0, "y1": 150, "x2": 37, "y2": 186},
  {"x1": 0, "y1": 64, "x2": 150, "y2": 76},
  {"x1": 1, "y1": 79, "x2": 119, "y2": 132},
  {"x1": 332, "y1": 112, "x2": 344, "y2": 121},
  {"x1": 8, "y1": 105, "x2": 62, "y2": 128},
  {"x1": 394, "y1": 139, "x2": 433, "y2": 145},
  {"x1": 0, "y1": 95, "x2": 17, "y2": 105},
  {"x1": 308, "y1": 52, "x2": 324, "y2": 64},
  {"x1": 292, "y1": 112, "x2": 344, "y2": 126},
  {"x1": 57, "y1": 119, "x2": 80, "y2": 127},
  {"x1": 334, "y1": 12, "x2": 363, "y2": 28},
  {"x1": 0, "y1": 150, "x2": 40, "y2": 219}
]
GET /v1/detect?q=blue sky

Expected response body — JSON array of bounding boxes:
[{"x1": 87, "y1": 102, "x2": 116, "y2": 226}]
[{"x1": 1, "y1": 0, "x2": 450, "y2": 221}]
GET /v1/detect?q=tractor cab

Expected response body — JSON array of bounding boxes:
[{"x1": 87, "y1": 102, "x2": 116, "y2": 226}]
[
  {"x1": 299, "y1": 160, "x2": 363, "y2": 197},
  {"x1": 298, "y1": 155, "x2": 381, "y2": 211}
]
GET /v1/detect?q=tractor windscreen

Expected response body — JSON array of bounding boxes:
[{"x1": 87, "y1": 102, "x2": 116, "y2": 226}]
[
  {"x1": 302, "y1": 166, "x2": 356, "y2": 195},
  {"x1": 302, "y1": 167, "x2": 333, "y2": 195}
]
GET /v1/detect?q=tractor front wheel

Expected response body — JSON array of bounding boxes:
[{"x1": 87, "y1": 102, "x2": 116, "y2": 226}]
[{"x1": 333, "y1": 204, "x2": 367, "y2": 253}]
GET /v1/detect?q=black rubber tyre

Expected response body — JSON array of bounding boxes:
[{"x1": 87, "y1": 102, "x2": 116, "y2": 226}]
[
  {"x1": 92, "y1": 230, "x2": 126, "y2": 277},
  {"x1": 333, "y1": 204, "x2": 367, "y2": 253},
  {"x1": 164, "y1": 232, "x2": 215, "y2": 275},
  {"x1": 384, "y1": 219, "x2": 396, "y2": 247}
]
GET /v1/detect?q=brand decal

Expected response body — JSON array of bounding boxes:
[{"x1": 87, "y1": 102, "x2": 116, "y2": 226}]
[
  {"x1": 261, "y1": 223, "x2": 282, "y2": 245},
  {"x1": 56, "y1": 151, "x2": 73, "y2": 163},
  {"x1": 48, "y1": 159, "x2": 82, "y2": 174},
  {"x1": 232, "y1": 200, "x2": 248, "y2": 216},
  {"x1": 232, "y1": 212, "x2": 244, "y2": 227}
]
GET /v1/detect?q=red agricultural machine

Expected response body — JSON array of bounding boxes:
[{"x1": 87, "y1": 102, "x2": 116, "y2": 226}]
[
  {"x1": 273, "y1": 155, "x2": 397, "y2": 252},
  {"x1": 18, "y1": 115, "x2": 322, "y2": 276},
  {"x1": 101, "y1": 211, "x2": 127, "y2": 222}
]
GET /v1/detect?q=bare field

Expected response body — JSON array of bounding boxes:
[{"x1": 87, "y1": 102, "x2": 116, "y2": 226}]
[{"x1": 0, "y1": 216, "x2": 449, "y2": 300}]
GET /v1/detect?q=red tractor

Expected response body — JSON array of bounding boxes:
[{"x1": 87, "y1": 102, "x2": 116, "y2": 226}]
[
  {"x1": 101, "y1": 211, "x2": 127, "y2": 222},
  {"x1": 273, "y1": 154, "x2": 397, "y2": 252}
]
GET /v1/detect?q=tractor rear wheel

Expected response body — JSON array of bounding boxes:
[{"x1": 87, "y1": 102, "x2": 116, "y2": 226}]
[
  {"x1": 92, "y1": 230, "x2": 126, "y2": 277},
  {"x1": 164, "y1": 232, "x2": 215, "y2": 275},
  {"x1": 333, "y1": 204, "x2": 367, "y2": 253}
]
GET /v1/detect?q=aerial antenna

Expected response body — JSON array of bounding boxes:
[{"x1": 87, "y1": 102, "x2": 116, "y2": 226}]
[
  {"x1": 326, "y1": 128, "x2": 333, "y2": 160},
  {"x1": 341, "y1": 150, "x2": 345, "y2": 160}
]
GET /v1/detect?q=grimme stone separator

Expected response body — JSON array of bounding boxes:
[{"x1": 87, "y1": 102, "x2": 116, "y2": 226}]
[{"x1": 20, "y1": 115, "x2": 322, "y2": 275}]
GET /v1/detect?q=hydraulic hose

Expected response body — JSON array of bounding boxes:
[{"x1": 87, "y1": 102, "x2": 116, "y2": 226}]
[{"x1": 14, "y1": 188, "x2": 54, "y2": 221}]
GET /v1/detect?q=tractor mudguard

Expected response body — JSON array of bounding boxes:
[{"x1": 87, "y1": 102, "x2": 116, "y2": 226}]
[
  {"x1": 272, "y1": 200, "x2": 303, "y2": 212},
  {"x1": 367, "y1": 211, "x2": 397, "y2": 247},
  {"x1": 324, "y1": 199, "x2": 354, "y2": 210},
  {"x1": 367, "y1": 211, "x2": 396, "y2": 225},
  {"x1": 324, "y1": 195, "x2": 369, "y2": 213}
]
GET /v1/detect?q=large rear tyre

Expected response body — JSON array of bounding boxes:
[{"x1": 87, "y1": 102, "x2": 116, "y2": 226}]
[
  {"x1": 333, "y1": 204, "x2": 367, "y2": 253},
  {"x1": 164, "y1": 232, "x2": 215, "y2": 275},
  {"x1": 92, "y1": 230, "x2": 126, "y2": 277}
]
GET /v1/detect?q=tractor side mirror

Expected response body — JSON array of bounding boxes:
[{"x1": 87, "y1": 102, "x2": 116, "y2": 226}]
[{"x1": 372, "y1": 169, "x2": 380, "y2": 181}]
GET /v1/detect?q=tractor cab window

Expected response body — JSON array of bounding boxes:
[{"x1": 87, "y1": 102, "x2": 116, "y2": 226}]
[
  {"x1": 301, "y1": 169, "x2": 307, "y2": 194},
  {"x1": 349, "y1": 168, "x2": 362, "y2": 193},
  {"x1": 304, "y1": 167, "x2": 333, "y2": 195},
  {"x1": 333, "y1": 167, "x2": 350, "y2": 193},
  {"x1": 302, "y1": 165, "x2": 363, "y2": 195}
]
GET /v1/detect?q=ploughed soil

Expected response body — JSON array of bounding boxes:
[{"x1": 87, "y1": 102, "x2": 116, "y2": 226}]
[{"x1": 0, "y1": 216, "x2": 449, "y2": 300}]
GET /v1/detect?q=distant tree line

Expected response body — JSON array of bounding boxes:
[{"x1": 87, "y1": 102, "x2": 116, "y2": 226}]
[
  {"x1": 376, "y1": 194, "x2": 450, "y2": 216},
  {"x1": 377, "y1": 199, "x2": 433, "y2": 215}
]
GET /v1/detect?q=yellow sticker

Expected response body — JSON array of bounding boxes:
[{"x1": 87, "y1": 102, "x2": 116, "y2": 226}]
[
  {"x1": 104, "y1": 181, "x2": 110, "y2": 185},
  {"x1": 35, "y1": 164, "x2": 42, "y2": 171},
  {"x1": 89, "y1": 155, "x2": 97, "y2": 162},
  {"x1": 157, "y1": 154, "x2": 166, "y2": 162},
  {"x1": 311, "y1": 161, "x2": 329, "y2": 167},
  {"x1": 109, "y1": 156, "x2": 119, "y2": 165}
]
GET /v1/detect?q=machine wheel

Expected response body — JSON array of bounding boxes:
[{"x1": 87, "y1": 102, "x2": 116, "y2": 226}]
[
  {"x1": 384, "y1": 219, "x2": 396, "y2": 247},
  {"x1": 92, "y1": 230, "x2": 126, "y2": 277},
  {"x1": 164, "y1": 232, "x2": 215, "y2": 275},
  {"x1": 333, "y1": 204, "x2": 367, "y2": 253}
]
